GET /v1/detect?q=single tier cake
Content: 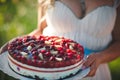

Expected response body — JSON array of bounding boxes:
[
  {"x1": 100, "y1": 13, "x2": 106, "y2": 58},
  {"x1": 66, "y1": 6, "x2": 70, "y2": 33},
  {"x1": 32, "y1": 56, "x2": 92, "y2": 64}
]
[{"x1": 7, "y1": 35, "x2": 84, "y2": 80}]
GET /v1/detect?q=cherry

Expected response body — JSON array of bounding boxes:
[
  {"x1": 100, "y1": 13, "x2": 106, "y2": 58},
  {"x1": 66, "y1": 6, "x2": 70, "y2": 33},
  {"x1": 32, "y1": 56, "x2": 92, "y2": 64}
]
[
  {"x1": 67, "y1": 52, "x2": 73, "y2": 56},
  {"x1": 45, "y1": 52, "x2": 51, "y2": 57},
  {"x1": 13, "y1": 54, "x2": 18, "y2": 58},
  {"x1": 59, "y1": 51, "x2": 64, "y2": 55},
  {"x1": 8, "y1": 46, "x2": 12, "y2": 50},
  {"x1": 21, "y1": 56, "x2": 27, "y2": 63},
  {"x1": 65, "y1": 43, "x2": 69, "y2": 48},
  {"x1": 22, "y1": 37, "x2": 28, "y2": 43},
  {"x1": 32, "y1": 60, "x2": 37, "y2": 66},
  {"x1": 27, "y1": 60, "x2": 32, "y2": 65},
  {"x1": 16, "y1": 55, "x2": 21, "y2": 61},
  {"x1": 57, "y1": 47, "x2": 63, "y2": 51},
  {"x1": 77, "y1": 55, "x2": 81, "y2": 60},
  {"x1": 37, "y1": 61, "x2": 43, "y2": 67},
  {"x1": 29, "y1": 43, "x2": 35, "y2": 47},
  {"x1": 39, "y1": 40, "x2": 44, "y2": 44},
  {"x1": 38, "y1": 35, "x2": 45, "y2": 40},
  {"x1": 40, "y1": 50, "x2": 46, "y2": 53},
  {"x1": 33, "y1": 55, "x2": 39, "y2": 60},
  {"x1": 16, "y1": 46, "x2": 21, "y2": 50},
  {"x1": 66, "y1": 49, "x2": 72, "y2": 53}
]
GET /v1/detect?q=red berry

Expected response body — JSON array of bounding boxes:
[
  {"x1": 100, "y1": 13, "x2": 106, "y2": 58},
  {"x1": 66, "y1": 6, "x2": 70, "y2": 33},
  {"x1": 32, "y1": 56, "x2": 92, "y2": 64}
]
[
  {"x1": 32, "y1": 51, "x2": 38, "y2": 55},
  {"x1": 8, "y1": 46, "x2": 12, "y2": 50},
  {"x1": 67, "y1": 52, "x2": 73, "y2": 56},
  {"x1": 55, "y1": 62, "x2": 60, "y2": 68},
  {"x1": 65, "y1": 43, "x2": 69, "y2": 48},
  {"x1": 21, "y1": 56, "x2": 27, "y2": 63},
  {"x1": 27, "y1": 60, "x2": 32, "y2": 65},
  {"x1": 79, "y1": 47, "x2": 84, "y2": 52},
  {"x1": 77, "y1": 55, "x2": 81, "y2": 59},
  {"x1": 29, "y1": 43, "x2": 35, "y2": 47},
  {"x1": 40, "y1": 50, "x2": 46, "y2": 53},
  {"x1": 67, "y1": 55, "x2": 72, "y2": 59},
  {"x1": 66, "y1": 49, "x2": 72, "y2": 53},
  {"x1": 45, "y1": 52, "x2": 51, "y2": 56},
  {"x1": 32, "y1": 60, "x2": 37, "y2": 66},
  {"x1": 16, "y1": 46, "x2": 21, "y2": 50},
  {"x1": 59, "y1": 51, "x2": 64, "y2": 55},
  {"x1": 13, "y1": 54, "x2": 17, "y2": 58},
  {"x1": 17, "y1": 56, "x2": 21, "y2": 61},
  {"x1": 65, "y1": 61, "x2": 71, "y2": 66},
  {"x1": 33, "y1": 56, "x2": 39, "y2": 60},
  {"x1": 22, "y1": 38, "x2": 27, "y2": 42},
  {"x1": 37, "y1": 61, "x2": 43, "y2": 67},
  {"x1": 38, "y1": 35, "x2": 45, "y2": 40},
  {"x1": 57, "y1": 47, "x2": 63, "y2": 51}
]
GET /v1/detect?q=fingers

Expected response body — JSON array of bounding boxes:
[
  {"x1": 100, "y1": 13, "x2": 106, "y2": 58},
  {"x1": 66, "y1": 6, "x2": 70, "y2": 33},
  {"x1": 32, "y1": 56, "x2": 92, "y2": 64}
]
[
  {"x1": 87, "y1": 61, "x2": 98, "y2": 76},
  {"x1": 83, "y1": 53, "x2": 96, "y2": 67},
  {"x1": 83, "y1": 53, "x2": 100, "y2": 77},
  {"x1": 0, "y1": 42, "x2": 8, "y2": 54}
]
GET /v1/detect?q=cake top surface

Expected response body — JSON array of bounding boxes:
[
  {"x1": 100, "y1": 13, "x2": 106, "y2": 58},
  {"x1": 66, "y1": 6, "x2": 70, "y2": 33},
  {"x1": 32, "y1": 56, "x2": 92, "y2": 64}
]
[{"x1": 8, "y1": 35, "x2": 84, "y2": 68}]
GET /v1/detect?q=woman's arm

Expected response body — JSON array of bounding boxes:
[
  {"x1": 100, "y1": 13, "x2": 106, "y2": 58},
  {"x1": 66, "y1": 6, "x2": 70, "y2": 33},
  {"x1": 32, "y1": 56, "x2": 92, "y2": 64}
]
[
  {"x1": 99, "y1": 5, "x2": 120, "y2": 63},
  {"x1": 29, "y1": 5, "x2": 47, "y2": 38},
  {"x1": 83, "y1": 5, "x2": 120, "y2": 77}
]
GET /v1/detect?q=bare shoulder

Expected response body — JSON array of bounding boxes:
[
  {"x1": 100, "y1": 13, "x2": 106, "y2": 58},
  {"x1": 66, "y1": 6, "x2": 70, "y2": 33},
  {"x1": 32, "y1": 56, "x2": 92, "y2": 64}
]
[
  {"x1": 58, "y1": 0, "x2": 114, "y2": 18},
  {"x1": 86, "y1": 0, "x2": 114, "y2": 14},
  {"x1": 112, "y1": 5, "x2": 120, "y2": 41}
]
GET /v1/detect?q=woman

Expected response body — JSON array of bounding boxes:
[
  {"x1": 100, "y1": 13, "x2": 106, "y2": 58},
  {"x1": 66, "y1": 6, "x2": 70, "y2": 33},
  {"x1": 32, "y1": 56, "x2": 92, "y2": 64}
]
[
  {"x1": 0, "y1": 0, "x2": 120, "y2": 80},
  {"x1": 29, "y1": 0, "x2": 120, "y2": 80}
]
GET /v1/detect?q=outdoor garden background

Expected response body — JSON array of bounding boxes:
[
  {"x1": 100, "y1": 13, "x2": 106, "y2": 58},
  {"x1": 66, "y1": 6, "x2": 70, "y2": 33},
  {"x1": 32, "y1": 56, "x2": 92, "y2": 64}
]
[{"x1": 0, "y1": 0, "x2": 120, "y2": 80}]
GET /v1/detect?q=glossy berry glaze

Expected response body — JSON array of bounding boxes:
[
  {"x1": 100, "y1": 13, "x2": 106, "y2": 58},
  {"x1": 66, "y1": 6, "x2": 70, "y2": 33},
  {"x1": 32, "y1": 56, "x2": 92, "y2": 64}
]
[{"x1": 8, "y1": 35, "x2": 84, "y2": 68}]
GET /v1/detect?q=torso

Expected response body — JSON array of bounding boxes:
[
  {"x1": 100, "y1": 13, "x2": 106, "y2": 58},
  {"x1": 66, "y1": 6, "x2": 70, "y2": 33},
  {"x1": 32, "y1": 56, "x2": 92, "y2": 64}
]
[{"x1": 42, "y1": 0, "x2": 118, "y2": 50}]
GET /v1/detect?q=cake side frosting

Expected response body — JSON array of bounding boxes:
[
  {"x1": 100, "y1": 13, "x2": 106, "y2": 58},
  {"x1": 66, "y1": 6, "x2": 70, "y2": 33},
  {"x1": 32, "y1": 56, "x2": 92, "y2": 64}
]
[{"x1": 8, "y1": 53, "x2": 83, "y2": 80}]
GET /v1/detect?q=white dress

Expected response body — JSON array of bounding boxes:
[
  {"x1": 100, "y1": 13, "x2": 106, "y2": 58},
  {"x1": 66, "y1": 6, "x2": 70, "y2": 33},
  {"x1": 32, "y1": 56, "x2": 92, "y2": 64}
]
[{"x1": 42, "y1": 0, "x2": 119, "y2": 80}]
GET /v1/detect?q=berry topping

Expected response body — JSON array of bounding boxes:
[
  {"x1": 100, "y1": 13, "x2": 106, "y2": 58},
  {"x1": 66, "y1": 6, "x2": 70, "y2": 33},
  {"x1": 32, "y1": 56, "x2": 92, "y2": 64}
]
[
  {"x1": 49, "y1": 56, "x2": 55, "y2": 61},
  {"x1": 38, "y1": 53, "x2": 44, "y2": 60},
  {"x1": 8, "y1": 35, "x2": 84, "y2": 68},
  {"x1": 50, "y1": 50, "x2": 58, "y2": 55},
  {"x1": 55, "y1": 57, "x2": 63, "y2": 62},
  {"x1": 20, "y1": 52, "x2": 28, "y2": 57},
  {"x1": 45, "y1": 41, "x2": 51, "y2": 45},
  {"x1": 27, "y1": 46, "x2": 32, "y2": 50}
]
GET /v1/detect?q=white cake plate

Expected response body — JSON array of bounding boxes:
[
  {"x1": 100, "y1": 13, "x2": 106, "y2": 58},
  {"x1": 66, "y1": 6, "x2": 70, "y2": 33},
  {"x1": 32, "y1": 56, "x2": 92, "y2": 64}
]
[{"x1": 0, "y1": 51, "x2": 90, "y2": 80}]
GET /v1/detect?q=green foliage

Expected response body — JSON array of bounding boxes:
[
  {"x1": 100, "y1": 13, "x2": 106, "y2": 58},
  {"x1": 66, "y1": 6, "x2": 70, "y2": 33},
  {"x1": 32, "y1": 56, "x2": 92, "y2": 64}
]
[
  {"x1": 0, "y1": 0, "x2": 37, "y2": 47},
  {"x1": 109, "y1": 58, "x2": 120, "y2": 80},
  {"x1": 0, "y1": 0, "x2": 37, "y2": 79}
]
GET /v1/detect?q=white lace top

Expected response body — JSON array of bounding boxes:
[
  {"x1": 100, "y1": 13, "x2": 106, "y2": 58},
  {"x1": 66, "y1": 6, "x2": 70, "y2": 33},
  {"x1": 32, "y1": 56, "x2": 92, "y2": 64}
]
[{"x1": 43, "y1": 1, "x2": 119, "y2": 51}]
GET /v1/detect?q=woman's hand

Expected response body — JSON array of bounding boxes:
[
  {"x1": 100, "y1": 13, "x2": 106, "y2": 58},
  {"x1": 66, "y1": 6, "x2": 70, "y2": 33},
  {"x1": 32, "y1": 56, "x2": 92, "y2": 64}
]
[
  {"x1": 83, "y1": 53, "x2": 104, "y2": 77},
  {"x1": 29, "y1": 29, "x2": 42, "y2": 38}
]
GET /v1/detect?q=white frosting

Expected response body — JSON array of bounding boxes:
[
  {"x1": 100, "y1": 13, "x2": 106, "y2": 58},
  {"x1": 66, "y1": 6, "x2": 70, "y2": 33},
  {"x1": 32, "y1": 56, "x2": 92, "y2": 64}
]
[{"x1": 8, "y1": 54, "x2": 83, "y2": 80}]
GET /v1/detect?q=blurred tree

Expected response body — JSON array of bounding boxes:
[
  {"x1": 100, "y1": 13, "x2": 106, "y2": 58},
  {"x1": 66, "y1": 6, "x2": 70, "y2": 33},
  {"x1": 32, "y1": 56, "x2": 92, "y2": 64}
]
[
  {"x1": 0, "y1": 0, "x2": 37, "y2": 79},
  {"x1": 0, "y1": 0, "x2": 37, "y2": 47}
]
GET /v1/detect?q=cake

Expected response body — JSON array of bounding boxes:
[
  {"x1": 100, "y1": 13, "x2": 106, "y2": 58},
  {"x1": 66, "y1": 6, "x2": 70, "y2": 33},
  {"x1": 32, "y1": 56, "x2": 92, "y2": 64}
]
[{"x1": 7, "y1": 35, "x2": 84, "y2": 80}]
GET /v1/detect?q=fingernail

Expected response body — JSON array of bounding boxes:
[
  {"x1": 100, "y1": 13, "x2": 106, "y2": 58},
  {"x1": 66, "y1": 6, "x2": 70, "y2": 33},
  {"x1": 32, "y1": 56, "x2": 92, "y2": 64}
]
[{"x1": 82, "y1": 65, "x2": 86, "y2": 70}]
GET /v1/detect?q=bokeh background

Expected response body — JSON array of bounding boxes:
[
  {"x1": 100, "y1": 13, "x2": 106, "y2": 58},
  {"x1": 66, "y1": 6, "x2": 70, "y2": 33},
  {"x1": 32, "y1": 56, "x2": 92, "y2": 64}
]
[{"x1": 0, "y1": 0, "x2": 120, "y2": 80}]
